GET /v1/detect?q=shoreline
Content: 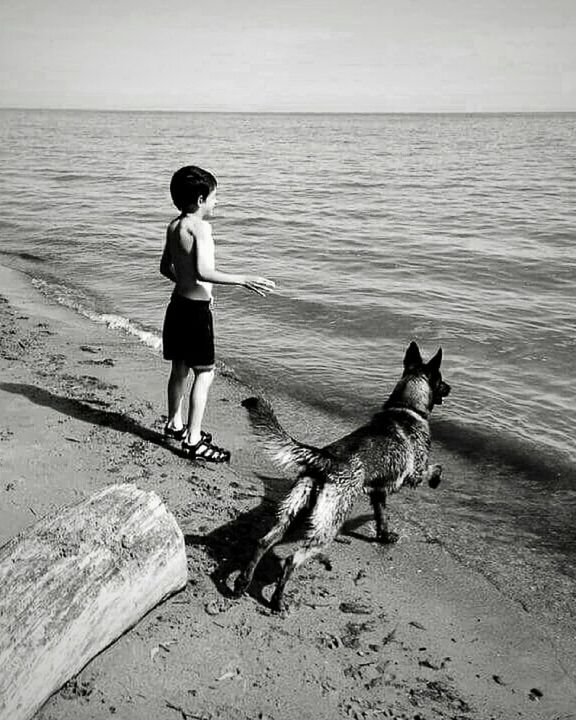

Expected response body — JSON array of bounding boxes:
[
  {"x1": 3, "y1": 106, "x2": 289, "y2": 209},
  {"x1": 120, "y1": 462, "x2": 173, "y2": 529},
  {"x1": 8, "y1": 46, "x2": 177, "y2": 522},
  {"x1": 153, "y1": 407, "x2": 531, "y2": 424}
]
[
  {"x1": 1, "y1": 262, "x2": 575, "y2": 720},
  {"x1": 6, "y1": 249, "x2": 576, "y2": 483}
]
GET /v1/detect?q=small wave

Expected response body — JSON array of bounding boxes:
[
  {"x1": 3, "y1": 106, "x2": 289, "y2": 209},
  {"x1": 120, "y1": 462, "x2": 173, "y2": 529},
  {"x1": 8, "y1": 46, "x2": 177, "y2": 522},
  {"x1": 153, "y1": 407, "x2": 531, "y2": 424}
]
[
  {"x1": 269, "y1": 371, "x2": 576, "y2": 490},
  {"x1": 53, "y1": 173, "x2": 99, "y2": 183},
  {"x1": 31, "y1": 278, "x2": 162, "y2": 352},
  {"x1": 433, "y1": 417, "x2": 576, "y2": 489},
  {"x1": 0, "y1": 220, "x2": 19, "y2": 231},
  {"x1": 0, "y1": 249, "x2": 46, "y2": 263},
  {"x1": 99, "y1": 314, "x2": 162, "y2": 351}
]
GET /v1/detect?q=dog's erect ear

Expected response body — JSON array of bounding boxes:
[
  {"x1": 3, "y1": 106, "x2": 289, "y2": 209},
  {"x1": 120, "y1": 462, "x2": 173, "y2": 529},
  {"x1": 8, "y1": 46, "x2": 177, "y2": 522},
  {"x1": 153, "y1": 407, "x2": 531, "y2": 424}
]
[
  {"x1": 426, "y1": 348, "x2": 443, "y2": 374},
  {"x1": 404, "y1": 341, "x2": 423, "y2": 370}
]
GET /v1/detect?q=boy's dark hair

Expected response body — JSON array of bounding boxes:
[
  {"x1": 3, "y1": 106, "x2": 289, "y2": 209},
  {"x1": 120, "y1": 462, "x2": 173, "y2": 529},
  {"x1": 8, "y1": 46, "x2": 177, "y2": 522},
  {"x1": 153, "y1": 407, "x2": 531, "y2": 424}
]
[{"x1": 170, "y1": 165, "x2": 217, "y2": 212}]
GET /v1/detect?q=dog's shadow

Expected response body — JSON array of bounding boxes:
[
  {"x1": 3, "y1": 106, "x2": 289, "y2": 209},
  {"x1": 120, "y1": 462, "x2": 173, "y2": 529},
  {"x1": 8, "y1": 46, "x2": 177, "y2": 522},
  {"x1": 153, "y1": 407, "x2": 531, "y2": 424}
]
[{"x1": 184, "y1": 472, "x2": 373, "y2": 606}]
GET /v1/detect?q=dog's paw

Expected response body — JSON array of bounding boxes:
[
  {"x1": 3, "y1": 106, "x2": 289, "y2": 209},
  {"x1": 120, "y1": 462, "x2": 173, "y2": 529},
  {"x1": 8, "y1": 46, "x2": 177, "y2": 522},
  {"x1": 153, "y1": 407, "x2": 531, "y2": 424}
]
[
  {"x1": 376, "y1": 531, "x2": 400, "y2": 545},
  {"x1": 269, "y1": 594, "x2": 286, "y2": 614},
  {"x1": 232, "y1": 572, "x2": 251, "y2": 597},
  {"x1": 269, "y1": 583, "x2": 290, "y2": 613},
  {"x1": 428, "y1": 464, "x2": 442, "y2": 489}
]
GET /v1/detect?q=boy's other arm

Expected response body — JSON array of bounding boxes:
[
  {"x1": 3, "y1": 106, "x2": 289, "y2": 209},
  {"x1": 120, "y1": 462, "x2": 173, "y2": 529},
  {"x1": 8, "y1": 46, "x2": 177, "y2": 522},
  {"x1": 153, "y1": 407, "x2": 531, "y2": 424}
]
[
  {"x1": 195, "y1": 223, "x2": 275, "y2": 296},
  {"x1": 160, "y1": 235, "x2": 177, "y2": 282}
]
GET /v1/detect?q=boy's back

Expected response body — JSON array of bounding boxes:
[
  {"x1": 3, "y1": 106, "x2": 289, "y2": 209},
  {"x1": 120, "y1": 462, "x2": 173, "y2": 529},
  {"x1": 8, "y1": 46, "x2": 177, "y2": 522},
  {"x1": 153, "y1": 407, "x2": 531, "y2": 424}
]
[{"x1": 164, "y1": 216, "x2": 213, "y2": 302}]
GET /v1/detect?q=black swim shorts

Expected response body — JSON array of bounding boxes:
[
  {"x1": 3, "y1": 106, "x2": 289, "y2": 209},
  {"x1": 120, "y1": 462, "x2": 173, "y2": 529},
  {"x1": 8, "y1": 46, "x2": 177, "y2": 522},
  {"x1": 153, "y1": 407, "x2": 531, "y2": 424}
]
[{"x1": 162, "y1": 294, "x2": 215, "y2": 370}]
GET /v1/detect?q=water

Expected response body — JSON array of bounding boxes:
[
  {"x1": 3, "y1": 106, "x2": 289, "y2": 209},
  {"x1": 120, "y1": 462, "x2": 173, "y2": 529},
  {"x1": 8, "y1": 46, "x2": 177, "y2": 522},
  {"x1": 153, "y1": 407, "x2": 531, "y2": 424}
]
[{"x1": 1, "y1": 109, "x2": 575, "y2": 610}]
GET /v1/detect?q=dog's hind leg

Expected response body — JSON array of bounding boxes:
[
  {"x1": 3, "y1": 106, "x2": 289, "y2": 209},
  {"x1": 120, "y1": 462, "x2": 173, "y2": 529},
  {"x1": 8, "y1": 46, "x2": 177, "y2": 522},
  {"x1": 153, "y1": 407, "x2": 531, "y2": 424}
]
[
  {"x1": 369, "y1": 488, "x2": 399, "y2": 544},
  {"x1": 270, "y1": 482, "x2": 359, "y2": 612},
  {"x1": 233, "y1": 475, "x2": 315, "y2": 597},
  {"x1": 270, "y1": 541, "x2": 325, "y2": 612}
]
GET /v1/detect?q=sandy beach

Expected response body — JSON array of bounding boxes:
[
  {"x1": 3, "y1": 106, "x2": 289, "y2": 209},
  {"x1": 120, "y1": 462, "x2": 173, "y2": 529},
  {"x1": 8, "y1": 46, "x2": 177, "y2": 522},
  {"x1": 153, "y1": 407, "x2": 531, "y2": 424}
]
[{"x1": 1, "y1": 262, "x2": 575, "y2": 720}]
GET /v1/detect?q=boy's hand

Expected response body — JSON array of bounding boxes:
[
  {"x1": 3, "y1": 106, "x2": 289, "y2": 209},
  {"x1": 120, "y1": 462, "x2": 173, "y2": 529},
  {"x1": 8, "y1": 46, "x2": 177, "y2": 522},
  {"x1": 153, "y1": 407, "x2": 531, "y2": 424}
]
[{"x1": 243, "y1": 276, "x2": 276, "y2": 297}]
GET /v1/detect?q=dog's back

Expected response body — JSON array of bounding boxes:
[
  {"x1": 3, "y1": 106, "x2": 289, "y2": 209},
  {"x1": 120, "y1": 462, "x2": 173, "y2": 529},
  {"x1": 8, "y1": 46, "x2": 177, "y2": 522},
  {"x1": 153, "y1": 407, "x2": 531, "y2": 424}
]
[
  {"x1": 243, "y1": 382, "x2": 434, "y2": 496},
  {"x1": 323, "y1": 407, "x2": 431, "y2": 493}
]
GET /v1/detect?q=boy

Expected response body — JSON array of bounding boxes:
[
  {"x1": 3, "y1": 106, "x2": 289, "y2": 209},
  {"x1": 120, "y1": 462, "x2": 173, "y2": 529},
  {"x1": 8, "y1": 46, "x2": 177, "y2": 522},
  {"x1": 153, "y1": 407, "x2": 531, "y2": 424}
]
[{"x1": 161, "y1": 165, "x2": 275, "y2": 462}]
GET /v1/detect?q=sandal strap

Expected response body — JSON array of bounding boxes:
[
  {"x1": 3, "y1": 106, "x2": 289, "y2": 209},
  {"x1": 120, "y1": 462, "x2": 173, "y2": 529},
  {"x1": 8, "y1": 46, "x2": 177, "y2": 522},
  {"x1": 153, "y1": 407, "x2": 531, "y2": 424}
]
[
  {"x1": 182, "y1": 438, "x2": 230, "y2": 463},
  {"x1": 166, "y1": 426, "x2": 212, "y2": 442},
  {"x1": 164, "y1": 424, "x2": 186, "y2": 440},
  {"x1": 183, "y1": 439, "x2": 209, "y2": 455}
]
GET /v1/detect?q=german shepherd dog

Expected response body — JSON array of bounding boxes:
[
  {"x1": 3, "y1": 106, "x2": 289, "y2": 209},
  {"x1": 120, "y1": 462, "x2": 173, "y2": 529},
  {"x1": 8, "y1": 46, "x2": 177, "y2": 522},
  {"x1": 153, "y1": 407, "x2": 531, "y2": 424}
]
[{"x1": 233, "y1": 342, "x2": 451, "y2": 612}]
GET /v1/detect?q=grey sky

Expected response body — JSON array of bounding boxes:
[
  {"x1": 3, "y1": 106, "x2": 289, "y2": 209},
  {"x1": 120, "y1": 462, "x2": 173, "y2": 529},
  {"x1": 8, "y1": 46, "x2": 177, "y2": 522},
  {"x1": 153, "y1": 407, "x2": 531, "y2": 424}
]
[{"x1": 1, "y1": 0, "x2": 575, "y2": 112}]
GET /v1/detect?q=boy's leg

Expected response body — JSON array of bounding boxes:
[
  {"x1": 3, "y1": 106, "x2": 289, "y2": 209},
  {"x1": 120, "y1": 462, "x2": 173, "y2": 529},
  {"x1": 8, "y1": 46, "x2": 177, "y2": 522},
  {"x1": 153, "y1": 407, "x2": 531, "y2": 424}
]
[
  {"x1": 186, "y1": 368, "x2": 215, "y2": 445},
  {"x1": 167, "y1": 360, "x2": 190, "y2": 430}
]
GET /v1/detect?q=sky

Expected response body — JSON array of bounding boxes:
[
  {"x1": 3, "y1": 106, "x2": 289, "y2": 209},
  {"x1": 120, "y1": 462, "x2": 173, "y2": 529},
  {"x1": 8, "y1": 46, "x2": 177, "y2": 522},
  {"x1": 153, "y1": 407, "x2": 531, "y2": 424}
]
[{"x1": 0, "y1": 0, "x2": 575, "y2": 113}]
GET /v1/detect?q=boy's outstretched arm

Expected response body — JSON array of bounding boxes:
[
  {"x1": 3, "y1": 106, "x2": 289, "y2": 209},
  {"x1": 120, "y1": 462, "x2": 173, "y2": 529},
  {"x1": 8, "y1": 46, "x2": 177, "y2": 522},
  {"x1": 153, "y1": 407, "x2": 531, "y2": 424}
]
[
  {"x1": 160, "y1": 235, "x2": 177, "y2": 282},
  {"x1": 195, "y1": 222, "x2": 275, "y2": 296}
]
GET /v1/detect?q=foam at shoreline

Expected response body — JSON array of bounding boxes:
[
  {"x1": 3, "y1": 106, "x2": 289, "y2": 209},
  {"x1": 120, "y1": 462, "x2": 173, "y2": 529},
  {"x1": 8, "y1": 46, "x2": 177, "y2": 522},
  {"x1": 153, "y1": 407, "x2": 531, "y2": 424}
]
[{"x1": 31, "y1": 277, "x2": 163, "y2": 352}]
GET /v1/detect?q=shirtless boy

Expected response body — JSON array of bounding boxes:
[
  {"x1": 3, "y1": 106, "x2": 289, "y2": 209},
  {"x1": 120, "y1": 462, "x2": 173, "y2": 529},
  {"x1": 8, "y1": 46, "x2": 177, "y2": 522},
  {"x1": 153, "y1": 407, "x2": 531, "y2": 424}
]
[{"x1": 161, "y1": 165, "x2": 275, "y2": 462}]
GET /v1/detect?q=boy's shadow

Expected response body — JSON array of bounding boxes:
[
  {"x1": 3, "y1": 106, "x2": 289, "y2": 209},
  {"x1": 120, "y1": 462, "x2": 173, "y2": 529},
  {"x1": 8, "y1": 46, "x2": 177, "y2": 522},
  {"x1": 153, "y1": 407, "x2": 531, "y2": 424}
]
[
  {"x1": 0, "y1": 382, "x2": 168, "y2": 448},
  {"x1": 184, "y1": 472, "x2": 373, "y2": 607}
]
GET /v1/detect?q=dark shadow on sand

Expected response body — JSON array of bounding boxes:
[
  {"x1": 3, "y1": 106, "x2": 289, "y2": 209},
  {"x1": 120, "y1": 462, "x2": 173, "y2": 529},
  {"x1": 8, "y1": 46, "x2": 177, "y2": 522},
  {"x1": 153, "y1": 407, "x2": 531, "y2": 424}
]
[
  {"x1": 185, "y1": 473, "x2": 290, "y2": 607},
  {"x1": 0, "y1": 382, "x2": 168, "y2": 448},
  {"x1": 184, "y1": 471, "x2": 374, "y2": 608}
]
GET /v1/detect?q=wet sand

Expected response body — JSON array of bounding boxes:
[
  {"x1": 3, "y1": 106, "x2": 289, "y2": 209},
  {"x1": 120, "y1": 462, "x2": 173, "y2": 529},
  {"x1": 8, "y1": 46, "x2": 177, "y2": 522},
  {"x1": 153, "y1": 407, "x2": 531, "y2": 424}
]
[{"x1": 1, "y1": 263, "x2": 575, "y2": 720}]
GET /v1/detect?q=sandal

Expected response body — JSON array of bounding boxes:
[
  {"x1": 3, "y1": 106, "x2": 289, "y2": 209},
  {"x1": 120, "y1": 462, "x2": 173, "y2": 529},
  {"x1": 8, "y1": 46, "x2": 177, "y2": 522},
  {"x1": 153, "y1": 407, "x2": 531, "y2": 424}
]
[
  {"x1": 165, "y1": 425, "x2": 212, "y2": 443},
  {"x1": 164, "y1": 424, "x2": 187, "y2": 440},
  {"x1": 182, "y1": 438, "x2": 231, "y2": 463}
]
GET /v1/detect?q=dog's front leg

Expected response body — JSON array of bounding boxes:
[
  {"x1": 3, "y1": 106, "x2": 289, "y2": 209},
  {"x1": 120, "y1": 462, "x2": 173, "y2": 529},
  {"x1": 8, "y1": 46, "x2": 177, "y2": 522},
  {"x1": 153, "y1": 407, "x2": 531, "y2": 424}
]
[{"x1": 369, "y1": 488, "x2": 399, "y2": 544}]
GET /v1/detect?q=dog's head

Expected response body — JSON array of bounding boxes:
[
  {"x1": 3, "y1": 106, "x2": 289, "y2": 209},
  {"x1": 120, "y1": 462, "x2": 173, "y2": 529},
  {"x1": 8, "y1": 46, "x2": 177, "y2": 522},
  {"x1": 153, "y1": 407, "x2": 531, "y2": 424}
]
[{"x1": 387, "y1": 341, "x2": 451, "y2": 415}]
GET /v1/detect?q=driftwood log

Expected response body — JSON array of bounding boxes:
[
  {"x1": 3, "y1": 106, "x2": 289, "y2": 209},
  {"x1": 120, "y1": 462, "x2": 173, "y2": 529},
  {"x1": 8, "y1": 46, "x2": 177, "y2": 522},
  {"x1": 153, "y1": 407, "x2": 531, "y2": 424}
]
[{"x1": 0, "y1": 483, "x2": 188, "y2": 720}]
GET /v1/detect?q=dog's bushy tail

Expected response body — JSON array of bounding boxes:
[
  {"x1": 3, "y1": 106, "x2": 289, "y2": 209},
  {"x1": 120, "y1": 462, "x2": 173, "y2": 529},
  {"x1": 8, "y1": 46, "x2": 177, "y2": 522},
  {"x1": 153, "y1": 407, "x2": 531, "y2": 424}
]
[{"x1": 241, "y1": 396, "x2": 335, "y2": 475}]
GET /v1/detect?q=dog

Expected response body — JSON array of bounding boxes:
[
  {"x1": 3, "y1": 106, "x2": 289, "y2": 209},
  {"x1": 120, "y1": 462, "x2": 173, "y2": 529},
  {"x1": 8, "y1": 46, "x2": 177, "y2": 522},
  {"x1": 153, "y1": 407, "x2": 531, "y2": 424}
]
[{"x1": 234, "y1": 341, "x2": 451, "y2": 611}]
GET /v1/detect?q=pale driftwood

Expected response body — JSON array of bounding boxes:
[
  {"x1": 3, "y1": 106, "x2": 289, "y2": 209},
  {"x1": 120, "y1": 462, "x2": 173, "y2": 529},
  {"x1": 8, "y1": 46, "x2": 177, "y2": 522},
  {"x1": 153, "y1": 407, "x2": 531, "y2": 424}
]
[{"x1": 0, "y1": 483, "x2": 188, "y2": 720}]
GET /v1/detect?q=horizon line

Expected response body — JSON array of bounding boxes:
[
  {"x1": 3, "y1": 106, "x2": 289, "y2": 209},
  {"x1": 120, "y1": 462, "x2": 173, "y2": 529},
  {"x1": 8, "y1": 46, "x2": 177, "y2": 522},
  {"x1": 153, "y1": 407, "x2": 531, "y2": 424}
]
[{"x1": 1, "y1": 105, "x2": 576, "y2": 116}]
